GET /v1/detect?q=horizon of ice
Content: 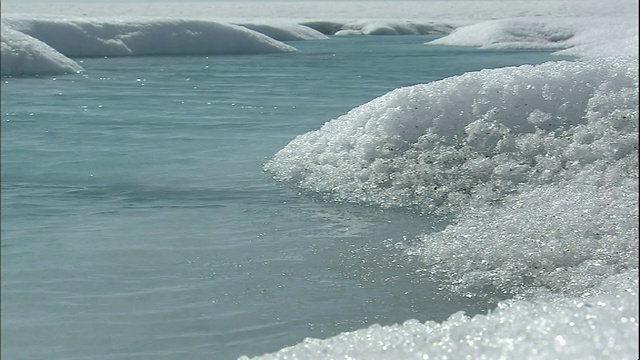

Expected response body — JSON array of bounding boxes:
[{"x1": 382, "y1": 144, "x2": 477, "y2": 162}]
[
  {"x1": 3, "y1": 1, "x2": 636, "y2": 22},
  {"x1": 3, "y1": 7, "x2": 638, "y2": 77},
  {"x1": 0, "y1": 15, "x2": 460, "y2": 77},
  {"x1": 4, "y1": 16, "x2": 299, "y2": 57},
  {"x1": 300, "y1": 20, "x2": 456, "y2": 36}
]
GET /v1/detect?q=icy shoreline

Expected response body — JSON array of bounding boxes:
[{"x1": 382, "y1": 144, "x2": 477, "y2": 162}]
[{"x1": 2, "y1": 12, "x2": 637, "y2": 76}]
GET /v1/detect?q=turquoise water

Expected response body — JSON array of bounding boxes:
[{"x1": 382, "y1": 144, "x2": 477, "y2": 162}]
[{"x1": 1, "y1": 35, "x2": 571, "y2": 359}]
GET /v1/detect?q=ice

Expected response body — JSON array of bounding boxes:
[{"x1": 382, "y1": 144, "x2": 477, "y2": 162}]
[
  {"x1": 3, "y1": 17, "x2": 297, "y2": 58},
  {"x1": 265, "y1": 58, "x2": 638, "y2": 212},
  {"x1": 236, "y1": 22, "x2": 329, "y2": 41},
  {"x1": 431, "y1": 16, "x2": 639, "y2": 58},
  {"x1": 428, "y1": 18, "x2": 577, "y2": 50},
  {"x1": 1, "y1": 25, "x2": 83, "y2": 76},
  {"x1": 2, "y1": 0, "x2": 637, "y2": 77},
  {"x1": 301, "y1": 20, "x2": 455, "y2": 36},
  {"x1": 0, "y1": 15, "x2": 457, "y2": 77},
  {"x1": 0, "y1": 16, "x2": 298, "y2": 76},
  {"x1": 405, "y1": 179, "x2": 638, "y2": 299}
]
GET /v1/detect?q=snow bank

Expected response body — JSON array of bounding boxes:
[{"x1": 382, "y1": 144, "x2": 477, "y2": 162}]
[
  {"x1": 0, "y1": 15, "x2": 454, "y2": 78},
  {"x1": 265, "y1": 55, "x2": 638, "y2": 302},
  {"x1": 4, "y1": 6, "x2": 636, "y2": 78},
  {"x1": 265, "y1": 58, "x2": 638, "y2": 212},
  {"x1": 429, "y1": 18, "x2": 575, "y2": 50},
  {"x1": 0, "y1": 25, "x2": 82, "y2": 76},
  {"x1": 301, "y1": 20, "x2": 455, "y2": 36},
  {"x1": 259, "y1": 58, "x2": 639, "y2": 356},
  {"x1": 2, "y1": 17, "x2": 297, "y2": 58},
  {"x1": 0, "y1": 16, "x2": 300, "y2": 76},
  {"x1": 236, "y1": 22, "x2": 329, "y2": 41},
  {"x1": 430, "y1": 16, "x2": 639, "y2": 58}
]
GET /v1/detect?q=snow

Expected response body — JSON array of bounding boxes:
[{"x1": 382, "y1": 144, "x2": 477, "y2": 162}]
[
  {"x1": 4, "y1": 17, "x2": 297, "y2": 56},
  {"x1": 235, "y1": 22, "x2": 329, "y2": 41},
  {"x1": 264, "y1": 58, "x2": 638, "y2": 212},
  {"x1": 296, "y1": 20, "x2": 454, "y2": 36},
  {"x1": 0, "y1": 16, "x2": 302, "y2": 76},
  {"x1": 1, "y1": 24, "x2": 83, "y2": 76},
  {"x1": 431, "y1": 16, "x2": 639, "y2": 58}
]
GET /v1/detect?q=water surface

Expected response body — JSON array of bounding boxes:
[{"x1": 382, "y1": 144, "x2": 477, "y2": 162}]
[{"x1": 1, "y1": 35, "x2": 571, "y2": 359}]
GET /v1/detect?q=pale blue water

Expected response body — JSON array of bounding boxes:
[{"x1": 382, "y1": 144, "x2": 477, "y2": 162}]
[{"x1": 1, "y1": 35, "x2": 571, "y2": 359}]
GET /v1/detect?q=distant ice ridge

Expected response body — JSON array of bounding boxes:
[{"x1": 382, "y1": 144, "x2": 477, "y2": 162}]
[
  {"x1": 300, "y1": 20, "x2": 455, "y2": 36},
  {"x1": 3, "y1": 13, "x2": 638, "y2": 77},
  {"x1": 4, "y1": 17, "x2": 299, "y2": 57},
  {"x1": 235, "y1": 22, "x2": 329, "y2": 41},
  {"x1": 430, "y1": 16, "x2": 639, "y2": 58},
  {"x1": 1, "y1": 24, "x2": 84, "y2": 76},
  {"x1": 0, "y1": 16, "x2": 455, "y2": 77},
  {"x1": 0, "y1": 16, "x2": 300, "y2": 76}
]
